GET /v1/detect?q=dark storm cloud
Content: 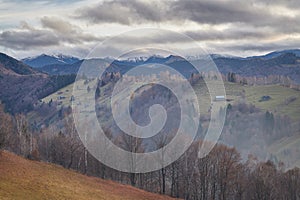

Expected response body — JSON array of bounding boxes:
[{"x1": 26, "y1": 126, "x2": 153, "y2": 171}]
[
  {"x1": 170, "y1": 0, "x2": 266, "y2": 25},
  {"x1": 1, "y1": 0, "x2": 299, "y2": 56},
  {"x1": 1, "y1": 0, "x2": 83, "y2": 5},
  {"x1": 107, "y1": 28, "x2": 270, "y2": 46},
  {"x1": 0, "y1": 18, "x2": 101, "y2": 50},
  {"x1": 259, "y1": 0, "x2": 300, "y2": 9},
  {"x1": 76, "y1": 0, "x2": 300, "y2": 34},
  {"x1": 111, "y1": 32, "x2": 186, "y2": 45},
  {"x1": 40, "y1": 17, "x2": 100, "y2": 43},
  {"x1": 170, "y1": 0, "x2": 299, "y2": 30},
  {"x1": 0, "y1": 30, "x2": 58, "y2": 50},
  {"x1": 207, "y1": 38, "x2": 300, "y2": 55},
  {"x1": 76, "y1": 0, "x2": 165, "y2": 25},
  {"x1": 0, "y1": 24, "x2": 59, "y2": 50},
  {"x1": 76, "y1": 0, "x2": 274, "y2": 25}
]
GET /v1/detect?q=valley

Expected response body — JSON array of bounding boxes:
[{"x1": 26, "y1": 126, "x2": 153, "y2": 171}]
[{"x1": 1, "y1": 50, "x2": 300, "y2": 199}]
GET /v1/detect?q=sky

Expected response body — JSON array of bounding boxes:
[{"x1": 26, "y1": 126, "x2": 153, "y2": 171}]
[{"x1": 0, "y1": 0, "x2": 300, "y2": 59}]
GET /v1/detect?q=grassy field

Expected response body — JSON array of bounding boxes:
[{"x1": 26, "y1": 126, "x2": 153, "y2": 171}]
[
  {"x1": 42, "y1": 80, "x2": 300, "y2": 121},
  {"x1": 192, "y1": 81, "x2": 300, "y2": 121},
  {"x1": 243, "y1": 84, "x2": 300, "y2": 121},
  {"x1": 0, "y1": 151, "x2": 176, "y2": 200},
  {"x1": 42, "y1": 83, "x2": 75, "y2": 107}
]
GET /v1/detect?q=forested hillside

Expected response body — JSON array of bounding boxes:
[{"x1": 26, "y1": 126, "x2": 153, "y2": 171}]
[{"x1": 0, "y1": 53, "x2": 75, "y2": 113}]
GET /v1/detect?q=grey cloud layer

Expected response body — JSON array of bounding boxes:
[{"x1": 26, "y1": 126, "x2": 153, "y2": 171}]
[
  {"x1": 41, "y1": 17, "x2": 100, "y2": 43},
  {"x1": 0, "y1": 17, "x2": 101, "y2": 50},
  {"x1": 73, "y1": 0, "x2": 300, "y2": 55},
  {"x1": 184, "y1": 27, "x2": 273, "y2": 41},
  {"x1": 0, "y1": 22, "x2": 59, "y2": 50},
  {"x1": 76, "y1": 0, "x2": 299, "y2": 29},
  {"x1": 0, "y1": 0, "x2": 299, "y2": 56},
  {"x1": 1, "y1": 0, "x2": 83, "y2": 5},
  {"x1": 0, "y1": 29, "x2": 59, "y2": 50}
]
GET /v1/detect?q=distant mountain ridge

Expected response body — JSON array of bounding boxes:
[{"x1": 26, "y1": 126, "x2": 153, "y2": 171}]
[
  {"x1": 40, "y1": 60, "x2": 84, "y2": 75},
  {"x1": 108, "y1": 51, "x2": 300, "y2": 82},
  {"x1": 20, "y1": 49, "x2": 300, "y2": 82},
  {"x1": 248, "y1": 49, "x2": 300, "y2": 59},
  {"x1": 22, "y1": 54, "x2": 80, "y2": 68}
]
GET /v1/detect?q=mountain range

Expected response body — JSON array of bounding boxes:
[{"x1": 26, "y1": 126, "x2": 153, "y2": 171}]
[
  {"x1": 1, "y1": 49, "x2": 300, "y2": 113},
  {"x1": 22, "y1": 54, "x2": 80, "y2": 68},
  {"x1": 20, "y1": 49, "x2": 300, "y2": 83}
]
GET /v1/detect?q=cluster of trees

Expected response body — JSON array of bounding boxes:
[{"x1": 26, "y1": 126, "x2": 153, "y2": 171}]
[
  {"x1": 0, "y1": 105, "x2": 39, "y2": 159},
  {"x1": 1, "y1": 102, "x2": 299, "y2": 200},
  {"x1": 220, "y1": 103, "x2": 296, "y2": 162},
  {"x1": 99, "y1": 72, "x2": 121, "y2": 86},
  {"x1": 0, "y1": 104, "x2": 13, "y2": 150},
  {"x1": 189, "y1": 71, "x2": 300, "y2": 90},
  {"x1": 224, "y1": 72, "x2": 300, "y2": 89},
  {"x1": 49, "y1": 74, "x2": 76, "y2": 92}
]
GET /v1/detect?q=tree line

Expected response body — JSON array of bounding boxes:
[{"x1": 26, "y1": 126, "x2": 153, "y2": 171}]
[{"x1": 190, "y1": 71, "x2": 300, "y2": 91}]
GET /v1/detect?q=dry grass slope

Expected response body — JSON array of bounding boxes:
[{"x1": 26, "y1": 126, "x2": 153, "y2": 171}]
[{"x1": 0, "y1": 151, "x2": 176, "y2": 200}]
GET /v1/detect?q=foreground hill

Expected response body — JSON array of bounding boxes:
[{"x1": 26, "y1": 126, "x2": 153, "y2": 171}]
[{"x1": 0, "y1": 151, "x2": 176, "y2": 200}]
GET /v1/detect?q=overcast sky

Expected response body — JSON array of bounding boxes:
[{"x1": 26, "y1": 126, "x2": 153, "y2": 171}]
[{"x1": 0, "y1": 0, "x2": 300, "y2": 59}]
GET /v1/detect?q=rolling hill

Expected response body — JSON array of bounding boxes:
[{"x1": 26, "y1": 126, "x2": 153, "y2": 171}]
[
  {"x1": 0, "y1": 151, "x2": 176, "y2": 200},
  {"x1": 39, "y1": 78, "x2": 300, "y2": 169}
]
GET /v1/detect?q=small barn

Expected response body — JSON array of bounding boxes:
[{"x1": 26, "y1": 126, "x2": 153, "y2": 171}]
[{"x1": 215, "y1": 95, "x2": 226, "y2": 101}]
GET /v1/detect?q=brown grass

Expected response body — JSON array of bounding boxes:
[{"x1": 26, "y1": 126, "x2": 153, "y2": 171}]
[{"x1": 0, "y1": 151, "x2": 177, "y2": 200}]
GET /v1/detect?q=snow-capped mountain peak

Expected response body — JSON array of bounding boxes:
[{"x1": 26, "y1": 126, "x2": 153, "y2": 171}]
[{"x1": 21, "y1": 53, "x2": 80, "y2": 68}]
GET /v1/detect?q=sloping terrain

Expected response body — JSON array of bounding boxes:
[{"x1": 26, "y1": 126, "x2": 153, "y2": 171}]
[
  {"x1": 39, "y1": 79, "x2": 300, "y2": 168},
  {"x1": 0, "y1": 53, "x2": 75, "y2": 113},
  {"x1": 0, "y1": 53, "x2": 37, "y2": 75},
  {"x1": 0, "y1": 151, "x2": 176, "y2": 200},
  {"x1": 42, "y1": 80, "x2": 300, "y2": 122}
]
